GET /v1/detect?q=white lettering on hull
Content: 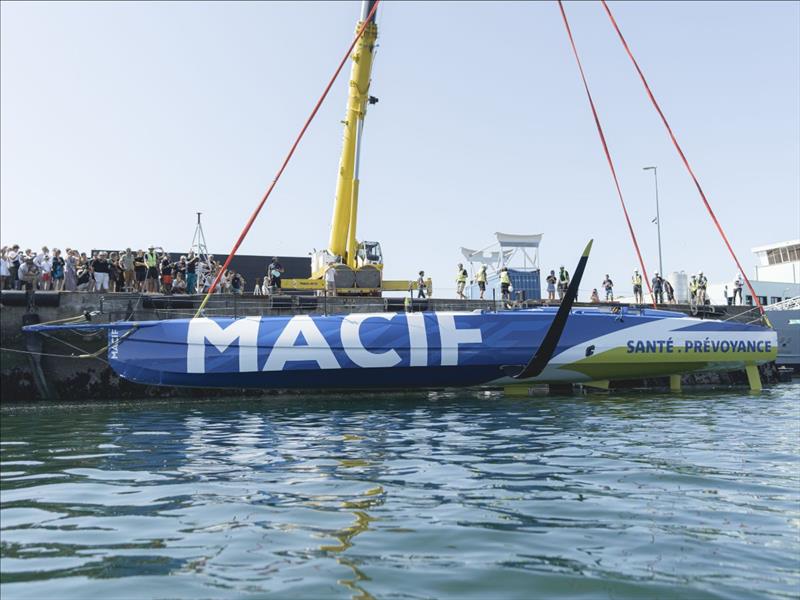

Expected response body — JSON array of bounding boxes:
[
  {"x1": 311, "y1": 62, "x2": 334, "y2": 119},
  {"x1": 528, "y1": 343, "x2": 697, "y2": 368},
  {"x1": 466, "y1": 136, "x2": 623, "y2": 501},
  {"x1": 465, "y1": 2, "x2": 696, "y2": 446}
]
[
  {"x1": 341, "y1": 314, "x2": 402, "y2": 368},
  {"x1": 185, "y1": 312, "x2": 481, "y2": 374},
  {"x1": 436, "y1": 312, "x2": 482, "y2": 366},
  {"x1": 406, "y1": 313, "x2": 427, "y2": 367},
  {"x1": 263, "y1": 315, "x2": 340, "y2": 371},
  {"x1": 187, "y1": 317, "x2": 260, "y2": 374}
]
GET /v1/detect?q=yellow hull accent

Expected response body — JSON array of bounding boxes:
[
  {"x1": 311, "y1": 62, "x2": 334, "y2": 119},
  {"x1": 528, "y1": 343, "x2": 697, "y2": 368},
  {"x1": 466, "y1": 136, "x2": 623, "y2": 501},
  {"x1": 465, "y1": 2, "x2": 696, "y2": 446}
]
[
  {"x1": 583, "y1": 379, "x2": 610, "y2": 390},
  {"x1": 669, "y1": 374, "x2": 682, "y2": 392},
  {"x1": 745, "y1": 363, "x2": 762, "y2": 392}
]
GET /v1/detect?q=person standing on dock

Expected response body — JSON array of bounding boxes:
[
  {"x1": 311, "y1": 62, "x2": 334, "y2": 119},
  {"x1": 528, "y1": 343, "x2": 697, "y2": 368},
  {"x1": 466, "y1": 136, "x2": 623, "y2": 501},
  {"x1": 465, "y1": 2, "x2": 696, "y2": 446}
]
[
  {"x1": 499, "y1": 267, "x2": 511, "y2": 301},
  {"x1": 120, "y1": 248, "x2": 135, "y2": 292},
  {"x1": 475, "y1": 265, "x2": 487, "y2": 299},
  {"x1": 144, "y1": 247, "x2": 159, "y2": 294},
  {"x1": 689, "y1": 274, "x2": 699, "y2": 304},
  {"x1": 455, "y1": 263, "x2": 468, "y2": 299},
  {"x1": 268, "y1": 257, "x2": 284, "y2": 293},
  {"x1": 652, "y1": 272, "x2": 664, "y2": 304},
  {"x1": 602, "y1": 274, "x2": 614, "y2": 301},
  {"x1": 185, "y1": 252, "x2": 198, "y2": 294},
  {"x1": 6, "y1": 245, "x2": 20, "y2": 290},
  {"x1": 0, "y1": 247, "x2": 10, "y2": 290},
  {"x1": 35, "y1": 248, "x2": 52, "y2": 291},
  {"x1": 18, "y1": 257, "x2": 40, "y2": 291},
  {"x1": 590, "y1": 288, "x2": 600, "y2": 303},
  {"x1": 90, "y1": 251, "x2": 111, "y2": 292},
  {"x1": 697, "y1": 271, "x2": 708, "y2": 305},
  {"x1": 64, "y1": 249, "x2": 78, "y2": 292},
  {"x1": 632, "y1": 270, "x2": 643, "y2": 304},
  {"x1": 416, "y1": 270, "x2": 427, "y2": 299},
  {"x1": 733, "y1": 274, "x2": 743, "y2": 305},
  {"x1": 160, "y1": 255, "x2": 174, "y2": 294},
  {"x1": 546, "y1": 270, "x2": 557, "y2": 301},
  {"x1": 663, "y1": 278, "x2": 675, "y2": 303},
  {"x1": 325, "y1": 266, "x2": 337, "y2": 297},
  {"x1": 558, "y1": 266, "x2": 570, "y2": 300}
]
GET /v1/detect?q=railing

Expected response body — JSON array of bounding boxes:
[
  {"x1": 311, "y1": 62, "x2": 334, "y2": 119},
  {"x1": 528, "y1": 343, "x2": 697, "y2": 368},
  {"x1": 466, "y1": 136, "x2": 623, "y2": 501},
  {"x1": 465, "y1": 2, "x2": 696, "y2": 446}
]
[{"x1": 766, "y1": 296, "x2": 800, "y2": 311}]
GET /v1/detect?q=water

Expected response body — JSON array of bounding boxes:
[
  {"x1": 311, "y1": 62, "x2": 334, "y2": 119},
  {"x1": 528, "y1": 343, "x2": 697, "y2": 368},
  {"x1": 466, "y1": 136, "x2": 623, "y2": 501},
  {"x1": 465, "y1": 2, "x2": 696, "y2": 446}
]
[{"x1": 1, "y1": 385, "x2": 799, "y2": 600}]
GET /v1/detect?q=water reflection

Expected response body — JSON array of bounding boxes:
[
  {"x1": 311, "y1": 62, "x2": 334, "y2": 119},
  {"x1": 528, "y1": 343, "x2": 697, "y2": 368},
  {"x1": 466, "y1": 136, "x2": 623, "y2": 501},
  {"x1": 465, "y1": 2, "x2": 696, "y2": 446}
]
[{"x1": 1, "y1": 387, "x2": 799, "y2": 599}]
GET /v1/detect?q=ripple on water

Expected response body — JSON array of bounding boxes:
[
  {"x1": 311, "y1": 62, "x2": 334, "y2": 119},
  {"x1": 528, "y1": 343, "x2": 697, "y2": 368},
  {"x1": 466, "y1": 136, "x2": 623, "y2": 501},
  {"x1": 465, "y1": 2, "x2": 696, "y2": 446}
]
[{"x1": 1, "y1": 386, "x2": 799, "y2": 599}]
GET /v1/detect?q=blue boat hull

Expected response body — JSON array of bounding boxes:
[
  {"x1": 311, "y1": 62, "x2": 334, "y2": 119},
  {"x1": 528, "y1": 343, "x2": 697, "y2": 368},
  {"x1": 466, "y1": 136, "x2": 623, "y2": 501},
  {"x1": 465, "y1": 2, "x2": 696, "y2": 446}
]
[{"x1": 91, "y1": 308, "x2": 776, "y2": 389}]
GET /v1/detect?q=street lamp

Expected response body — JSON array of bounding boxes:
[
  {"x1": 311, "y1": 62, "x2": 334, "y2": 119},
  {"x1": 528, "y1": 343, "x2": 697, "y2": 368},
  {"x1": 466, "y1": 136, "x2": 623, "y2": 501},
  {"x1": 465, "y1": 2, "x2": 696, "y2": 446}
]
[{"x1": 643, "y1": 166, "x2": 663, "y2": 277}]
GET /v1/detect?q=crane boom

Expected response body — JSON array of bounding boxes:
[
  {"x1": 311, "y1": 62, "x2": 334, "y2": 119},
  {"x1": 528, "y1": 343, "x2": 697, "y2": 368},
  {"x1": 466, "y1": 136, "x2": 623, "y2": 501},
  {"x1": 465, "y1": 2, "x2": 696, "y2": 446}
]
[{"x1": 327, "y1": 0, "x2": 379, "y2": 267}]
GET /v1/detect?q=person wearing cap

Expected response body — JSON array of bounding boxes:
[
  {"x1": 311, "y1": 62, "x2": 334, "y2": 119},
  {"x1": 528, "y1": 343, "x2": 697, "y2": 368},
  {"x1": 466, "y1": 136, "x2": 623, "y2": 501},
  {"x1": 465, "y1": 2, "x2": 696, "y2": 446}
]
[{"x1": 267, "y1": 257, "x2": 284, "y2": 293}]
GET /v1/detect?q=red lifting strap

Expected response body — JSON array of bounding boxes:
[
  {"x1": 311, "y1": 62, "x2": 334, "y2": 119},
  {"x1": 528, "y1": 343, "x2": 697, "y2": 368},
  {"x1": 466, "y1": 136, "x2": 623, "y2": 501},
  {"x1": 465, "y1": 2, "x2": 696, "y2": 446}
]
[
  {"x1": 196, "y1": 0, "x2": 381, "y2": 315},
  {"x1": 600, "y1": 0, "x2": 767, "y2": 320},
  {"x1": 557, "y1": 1, "x2": 656, "y2": 308}
]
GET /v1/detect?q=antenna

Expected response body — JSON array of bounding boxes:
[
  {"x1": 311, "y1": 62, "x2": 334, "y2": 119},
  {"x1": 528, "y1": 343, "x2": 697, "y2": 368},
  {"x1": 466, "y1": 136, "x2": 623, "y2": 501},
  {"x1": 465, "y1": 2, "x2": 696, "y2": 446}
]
[{"x1": 190, "y1": 212, "x2": 213, "y2": 290}]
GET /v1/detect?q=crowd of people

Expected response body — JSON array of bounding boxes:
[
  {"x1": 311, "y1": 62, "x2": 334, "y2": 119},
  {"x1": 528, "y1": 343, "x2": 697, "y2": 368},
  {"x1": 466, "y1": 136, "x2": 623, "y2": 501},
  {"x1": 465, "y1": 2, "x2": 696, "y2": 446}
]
[
  {"x1": 2, "y1": 245, "x2": 749, "y2": 307},
  {"x1": 0, "y1": 245, "x2": 288, "y2": 297}
]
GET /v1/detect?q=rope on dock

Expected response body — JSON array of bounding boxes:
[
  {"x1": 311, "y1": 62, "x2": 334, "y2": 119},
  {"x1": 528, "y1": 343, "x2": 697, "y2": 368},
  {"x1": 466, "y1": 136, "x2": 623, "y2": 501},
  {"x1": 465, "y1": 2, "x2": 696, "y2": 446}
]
[{"x1": 0, "y1": 347, "x2": 105, "y2": 360}]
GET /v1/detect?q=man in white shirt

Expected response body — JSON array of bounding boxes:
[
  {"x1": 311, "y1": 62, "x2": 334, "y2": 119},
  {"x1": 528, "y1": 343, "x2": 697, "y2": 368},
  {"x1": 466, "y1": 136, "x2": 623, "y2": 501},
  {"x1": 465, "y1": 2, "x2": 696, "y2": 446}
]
[{"x1": 35, "y1": 247, "x2": 52, "y2": 291}]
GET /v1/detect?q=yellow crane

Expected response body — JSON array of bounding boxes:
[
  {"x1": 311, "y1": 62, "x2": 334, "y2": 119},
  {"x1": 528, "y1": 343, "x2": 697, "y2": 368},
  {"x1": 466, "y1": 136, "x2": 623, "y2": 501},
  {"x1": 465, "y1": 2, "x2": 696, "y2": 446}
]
[{"x1": 283, "y1": 1, "x2": 433, "y2": 297}]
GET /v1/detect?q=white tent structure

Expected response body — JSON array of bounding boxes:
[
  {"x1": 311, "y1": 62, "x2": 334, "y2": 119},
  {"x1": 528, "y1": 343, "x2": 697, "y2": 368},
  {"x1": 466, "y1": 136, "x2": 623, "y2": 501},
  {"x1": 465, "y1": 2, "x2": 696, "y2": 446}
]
[{"x1": 460, "y1": 232, "x2": 542, "y2": 275}]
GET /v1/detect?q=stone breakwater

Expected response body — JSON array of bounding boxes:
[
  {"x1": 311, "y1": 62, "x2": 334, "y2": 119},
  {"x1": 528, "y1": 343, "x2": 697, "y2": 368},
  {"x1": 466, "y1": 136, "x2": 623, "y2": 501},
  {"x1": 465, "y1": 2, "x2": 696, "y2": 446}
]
[{"x1": 0, "y1": 291, "x2": 776, "y2": 401}]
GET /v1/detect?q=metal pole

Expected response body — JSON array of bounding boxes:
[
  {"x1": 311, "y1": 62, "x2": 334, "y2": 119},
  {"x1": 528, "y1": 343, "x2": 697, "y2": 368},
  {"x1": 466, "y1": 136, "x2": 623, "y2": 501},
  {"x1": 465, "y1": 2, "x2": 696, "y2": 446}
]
[{"x1": 644, "y1": 166, "x2": 664, "y2": 277}]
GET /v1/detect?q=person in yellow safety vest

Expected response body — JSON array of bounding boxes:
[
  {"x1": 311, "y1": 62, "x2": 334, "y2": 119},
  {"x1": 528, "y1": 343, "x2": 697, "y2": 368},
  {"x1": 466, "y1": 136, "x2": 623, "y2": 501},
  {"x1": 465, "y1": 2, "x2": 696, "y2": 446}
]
[
  {"x1": 632, "y1": 269, "x2": 643, "y2": 304},
  {"x1": 499, "y1": 267, "x2": 511, "y2": 301},
  {"x1": 476, "y1": 265, "x2": 488, "y2": 299},
  {"x1": 456, "y1": 263, "x2": 468, "y2": 299},
  {"x1": 144, "y1": 246, "x2": 160, "y2": 294},
  {"x1": 697, "y1": 271, "x2": 708, "y2": 305},
  {"x1": 688, "y1": 274, "x2": 698, "y2": 304},
  {"x1": 557, "y1": 266, "x2": 570, "y2": 300}
]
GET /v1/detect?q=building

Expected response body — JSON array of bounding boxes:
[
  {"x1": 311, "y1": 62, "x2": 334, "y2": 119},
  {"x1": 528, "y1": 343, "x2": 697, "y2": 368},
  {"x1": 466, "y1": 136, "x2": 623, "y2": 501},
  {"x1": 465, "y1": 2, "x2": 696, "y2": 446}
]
[{"x1": 708, "y1": 240, "x2": 800, "y2": 306}]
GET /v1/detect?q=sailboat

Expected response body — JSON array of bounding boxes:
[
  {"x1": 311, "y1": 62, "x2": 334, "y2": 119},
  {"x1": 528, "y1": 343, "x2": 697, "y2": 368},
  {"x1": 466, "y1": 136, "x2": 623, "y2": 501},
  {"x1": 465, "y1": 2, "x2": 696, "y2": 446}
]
[
  {"x1": 22, "y1": 3, "x2": 778, "y2": 392},
  {"x1": 23, "y1": 242, "x2": 777, "y2": 391}
]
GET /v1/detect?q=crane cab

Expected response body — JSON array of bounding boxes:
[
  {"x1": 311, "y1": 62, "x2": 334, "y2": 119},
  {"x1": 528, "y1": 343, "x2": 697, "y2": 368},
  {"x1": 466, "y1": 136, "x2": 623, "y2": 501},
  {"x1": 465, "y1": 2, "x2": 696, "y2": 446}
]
[{"x1": 356, "y1": 241, "x2": 383, "y2": 268}]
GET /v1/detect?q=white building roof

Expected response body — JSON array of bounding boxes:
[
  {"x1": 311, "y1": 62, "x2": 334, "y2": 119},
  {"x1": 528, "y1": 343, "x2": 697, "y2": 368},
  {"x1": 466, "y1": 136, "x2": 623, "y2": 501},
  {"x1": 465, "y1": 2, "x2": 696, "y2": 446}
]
[{"x1": 751, "y1": 239, "x2": 800, "y2": 254}]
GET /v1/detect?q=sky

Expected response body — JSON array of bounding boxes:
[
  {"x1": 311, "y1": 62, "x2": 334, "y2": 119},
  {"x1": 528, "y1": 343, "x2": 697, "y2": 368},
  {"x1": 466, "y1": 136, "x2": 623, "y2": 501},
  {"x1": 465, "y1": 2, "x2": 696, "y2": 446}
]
[{"x1": 2, "y1": 0, "x2": 799, "y2": 297}]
